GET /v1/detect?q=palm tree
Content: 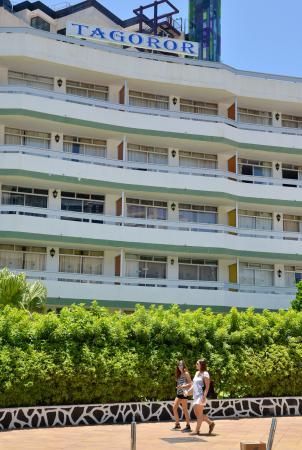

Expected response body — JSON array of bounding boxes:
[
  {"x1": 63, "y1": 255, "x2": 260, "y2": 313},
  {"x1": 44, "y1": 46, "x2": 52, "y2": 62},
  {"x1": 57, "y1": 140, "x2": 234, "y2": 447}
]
[{"x1": 0, "y1": 268, "x2": 47, "y2": 313}]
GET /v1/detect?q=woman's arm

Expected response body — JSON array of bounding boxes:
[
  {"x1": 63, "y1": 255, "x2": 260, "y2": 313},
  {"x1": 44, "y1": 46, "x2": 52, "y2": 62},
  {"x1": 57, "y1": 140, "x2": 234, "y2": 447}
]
[{"x1": 203, "y1": 376, "x2": 210, "y2": 397}]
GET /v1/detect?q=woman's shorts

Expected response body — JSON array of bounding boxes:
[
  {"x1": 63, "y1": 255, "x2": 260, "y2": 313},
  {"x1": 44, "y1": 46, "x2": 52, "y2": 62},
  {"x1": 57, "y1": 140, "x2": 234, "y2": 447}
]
[
  {"x1": 192, "y1": 396, "x2": 207, "y2": 406},
  {"x1": 176, "y1": 394, "x2": 187, "y2": 399}
]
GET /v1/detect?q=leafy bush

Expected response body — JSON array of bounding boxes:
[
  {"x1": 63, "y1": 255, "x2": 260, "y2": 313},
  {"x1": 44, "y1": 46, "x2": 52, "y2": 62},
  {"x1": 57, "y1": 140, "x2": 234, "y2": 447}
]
[
  {"x1": 291, "y1": 280, "x2": 302, "y2": 311},
  {"x1": 0, "y1": 303, "x2": 301, "y2": 407}
]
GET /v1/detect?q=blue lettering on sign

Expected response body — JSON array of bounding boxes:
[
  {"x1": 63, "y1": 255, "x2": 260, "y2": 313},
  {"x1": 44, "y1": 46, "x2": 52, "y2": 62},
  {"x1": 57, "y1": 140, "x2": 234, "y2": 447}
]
[
  {"x1": 90, "y1": 28, "x2": 105, "y2": 39},
  {"x1": 72, "y1": 23, "x2": 89, "y2": 36},
  {"x1": 129, "y1": 33, "x2": 143, "y2": 45},
  {"x1": 147, "y1": 36, "x2": 161, "y2": 49},
  {"x1": 182, "y1": 42, "x2": 195, "y2": 54},
  {"x1": 163, "y1": 40, "x2": 178, "y2": 51},
  {"x1": 109, "y1": 30, "x2": 125, "y2": 42}
]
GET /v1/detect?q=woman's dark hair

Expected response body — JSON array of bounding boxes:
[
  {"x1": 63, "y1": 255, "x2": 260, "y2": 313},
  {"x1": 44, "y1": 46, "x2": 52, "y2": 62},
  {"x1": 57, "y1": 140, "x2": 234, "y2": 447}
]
[
  {"x1": 175, "y1": 360, "x2": 187, "y2": 379},
  {"x1": 197, "y1": 359, "x2": 207, "y2": 371}
]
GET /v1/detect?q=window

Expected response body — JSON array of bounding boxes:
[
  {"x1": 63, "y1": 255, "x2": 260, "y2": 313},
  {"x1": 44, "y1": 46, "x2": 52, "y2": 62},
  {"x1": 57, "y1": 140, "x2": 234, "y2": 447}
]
[
  {"x1": 282, "y1": 114, "x2": 302, "y2": 129},
  {"x1": 238, "y1": 210, "x2": 273, "y2": 230},
  {"x1": 0, "y1": 244, "x2": 46, "y2": 271},
  {"x1": 4, "y1": 127, "x2": 51, "y2": 149},
  {"x1": 66, "y1": 80, "x2": 109, "y2": 101},
  {"x1": 61, "y1": 192, "x2": 105, "y2": 220},
  {"x1": 63, "y1": 136, "x2": 106, "y2": 158},
  {"x1": 126, "y1": 198, "x2": 167, "y2": 221},
  {"x1": 31, "y1": 16, "x2": 50, "y2": 32},
  {"x1": 127, "y1": 144, "x2": 168, "y2": 165},
  {"x1": 239, "y1": 263, "x2": 274, "y2": 286},
  {"x1": 285, "y1": 266, "x2": 302, "y2": 286},
  {"x1": 129, "y1": 91, "x2": 169, "y2": 110},
  {"x1": 283, "y1": 215, "x2": 302, "y2": 233},
  {"x1": 179, "y1": 258, "x2": 218, "y2": 281},
  {"x1": 238, "y1": 108, "x2": 272, "y2": 126},
  {"x1": 125, "y1": 254, "x2": 167, "y2": 279},
  {"x1": 8, "y1": 71, "x2": 53, "y2": 90},
  {"x1": 238, "y1": 159, "x2": 272, "y2": 178},
  {"x1": 180, "y1": 99, "x2": 218, "y2": 116},
  {"x1": 59, "y1": 249, "x2": 104, "y2": 275},
  {"x1": 179, "y1": 204, "x2": 217, "y2": 224},
  {"x1": 179, "y1": 151, "x2": 217, "y2": 169},
  {"x1": 1, "y1": 185, "x2": 48, "y2": 210}
]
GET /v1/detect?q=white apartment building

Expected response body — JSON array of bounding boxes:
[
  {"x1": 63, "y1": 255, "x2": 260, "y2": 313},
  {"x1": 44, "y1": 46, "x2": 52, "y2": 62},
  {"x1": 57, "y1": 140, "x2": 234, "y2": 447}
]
[{"x1": 0, "y1": 0, "x2": 301, "y2": 311}]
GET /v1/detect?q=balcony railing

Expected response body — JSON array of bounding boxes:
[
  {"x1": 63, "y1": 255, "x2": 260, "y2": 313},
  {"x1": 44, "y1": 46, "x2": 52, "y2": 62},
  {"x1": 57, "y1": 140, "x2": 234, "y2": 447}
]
[
  {"x1": 2, "y1": 145, "x2": 302, "y2": 188},
  {"x1": 3, "y1": 85, "x2": 302, "y2": 137},
  {"x1": 2, "y1": 204, "x2": 302, "y2": 241},
  {"x1": 11, "y1": 269, "x2": 295, "y2": 295}
]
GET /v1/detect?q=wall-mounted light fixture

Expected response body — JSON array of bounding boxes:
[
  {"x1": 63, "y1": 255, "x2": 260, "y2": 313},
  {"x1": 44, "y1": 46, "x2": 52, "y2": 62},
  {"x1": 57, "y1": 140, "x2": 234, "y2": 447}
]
[
  {"x1": 171, "y1": 202, "x2": 176, "y2": 211},
  {"x1": 57, "y1": 79, "x2": 63, "y2": 88},
  {"x1": 276, "y1": 214, "x2": 281, "y2": 222},
  {"x1": 52, "y1": 190, "x2": 58, "y2": 199},
  {"x1": 275, "y1": 162, "x2": 280, "y2": 171},
  {"x1": 275, "y1": 113, "x2": 280, "y2": 121},
  {"x1": 172, "y1": 97, "x2": 178, "y2": 106},
  {"x1": 171, "y1": 149, "x2": 176, "y2": 158},
  {"x1": 170, "y1": 258, "x2": 175, "y2": 266},
  {"x1": 277, "y1": 269, "x2": 282, "y2": 278},
  {"x1": 50, "y1": 248, "x2": 56, "y2": 258},
  {"x1": 54, "y1": 134, "x2": 60, "y2": 143}
]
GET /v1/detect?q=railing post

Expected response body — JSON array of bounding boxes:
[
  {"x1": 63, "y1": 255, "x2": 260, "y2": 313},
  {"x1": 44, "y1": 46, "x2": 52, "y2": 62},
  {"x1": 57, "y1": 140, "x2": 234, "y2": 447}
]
[
  {"x1": 130, "y1": 415, "x2": 136, "y2": 450},
  {"x1": 267, "y1": 417, "x2": 277, "y2": 450}
]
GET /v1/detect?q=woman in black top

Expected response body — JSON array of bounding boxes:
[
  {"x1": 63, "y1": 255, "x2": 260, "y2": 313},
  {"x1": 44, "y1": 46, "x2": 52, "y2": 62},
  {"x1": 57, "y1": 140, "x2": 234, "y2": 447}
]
[{"x1": 171, "y1": 360, "x2": 192, "y2": 432}]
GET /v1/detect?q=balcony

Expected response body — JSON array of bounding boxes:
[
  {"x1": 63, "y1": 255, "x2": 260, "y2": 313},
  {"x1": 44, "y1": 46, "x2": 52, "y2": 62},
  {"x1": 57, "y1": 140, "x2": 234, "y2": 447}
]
[
  {"x1": 2, "y1": 204, "x2": 302, "y2": 242},
  {"x1": 3, "y1": 85, "x2": 302, "y2": 138},
  {"x1": 2, "y1": 144, "x2": 302, "y2": 190}
]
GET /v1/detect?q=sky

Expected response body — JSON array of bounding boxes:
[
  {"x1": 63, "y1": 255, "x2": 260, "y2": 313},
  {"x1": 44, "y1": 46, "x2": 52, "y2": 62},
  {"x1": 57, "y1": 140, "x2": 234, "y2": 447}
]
[{"x1": 44, "y1": 0, "x2": 302, "y2": 77}]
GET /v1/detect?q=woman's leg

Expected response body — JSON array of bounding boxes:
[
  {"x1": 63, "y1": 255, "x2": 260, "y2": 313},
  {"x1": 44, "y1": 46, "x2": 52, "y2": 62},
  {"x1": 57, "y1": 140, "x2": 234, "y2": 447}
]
[
  {"x1": 173, "y1": 398, "x2": 181, "y2": 425},
  {"x1": 180, "y1": 399, "x2": 190, "y2": 426},
  {"x1": 193, "y1": 404, "x2": 204, "y2": 433},
  {"x1": 202, "y1": 414, "x2": 215, "y2": 434}
]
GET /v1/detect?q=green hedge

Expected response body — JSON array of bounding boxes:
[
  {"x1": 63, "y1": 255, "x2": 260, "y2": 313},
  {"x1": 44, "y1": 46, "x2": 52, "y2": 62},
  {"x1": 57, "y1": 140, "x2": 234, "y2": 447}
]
[{"x1": 0, "y1": 304, "x2": 302, "y2": 407}]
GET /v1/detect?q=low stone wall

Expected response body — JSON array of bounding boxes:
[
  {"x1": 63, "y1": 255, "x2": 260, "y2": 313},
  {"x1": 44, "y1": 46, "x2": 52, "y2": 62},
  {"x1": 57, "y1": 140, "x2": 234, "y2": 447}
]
[{"x1": 0, "y1": 397, "x2": 301, "y2": 430}]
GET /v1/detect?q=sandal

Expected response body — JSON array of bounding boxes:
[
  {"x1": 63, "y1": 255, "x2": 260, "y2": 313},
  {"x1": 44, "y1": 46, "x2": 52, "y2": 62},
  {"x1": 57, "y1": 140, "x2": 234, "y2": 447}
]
[{"x1": 209, "y1": 422, "x2": 215, "y2": 435}]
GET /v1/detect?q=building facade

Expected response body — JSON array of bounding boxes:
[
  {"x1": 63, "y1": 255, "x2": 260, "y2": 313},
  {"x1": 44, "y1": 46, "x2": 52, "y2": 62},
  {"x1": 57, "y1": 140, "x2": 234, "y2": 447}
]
[{"x1": 0, "y1": 0, "x2": 301, "y2": 311}]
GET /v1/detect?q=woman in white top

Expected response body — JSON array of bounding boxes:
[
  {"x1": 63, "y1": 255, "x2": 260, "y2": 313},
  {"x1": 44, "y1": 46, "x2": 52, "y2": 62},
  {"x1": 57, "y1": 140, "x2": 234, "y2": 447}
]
[{"x1": 191, "y1": 359, "x2": 215, "y2": 436}]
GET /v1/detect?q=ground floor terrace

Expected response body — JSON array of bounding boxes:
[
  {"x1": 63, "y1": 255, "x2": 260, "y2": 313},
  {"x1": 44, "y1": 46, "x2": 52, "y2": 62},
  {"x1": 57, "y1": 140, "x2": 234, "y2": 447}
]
[{"x1": 0, "y1": 417, "x2": 301, "y2": 449}]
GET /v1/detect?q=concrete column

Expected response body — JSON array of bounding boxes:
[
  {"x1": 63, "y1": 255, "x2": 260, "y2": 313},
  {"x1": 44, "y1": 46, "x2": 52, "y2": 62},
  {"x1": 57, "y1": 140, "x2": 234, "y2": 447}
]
[
  {"x1": 107, "y1": 139, "x2": 121, "y2": 160},
  {"x1": 48, "y1": 188, "x2": 61, "y2": 210},
  {"x1": 272, "y1": 111, "x2": 282, "y2": 128},
  {"x1": 169, "y1": 96, "x2": 180, "y2": 112},
  {"x1": 168, "y1": 201, "x2": 179, "y2": 222},
  {"x1": 0, "y1": 185, "x2": 2, "y2": 205},
  {"x1": 0, "y1": 67, "x2": 8, "y2": 85},
  {"x1": 50, "y1": 132, "x2": 63, "y2": 152},
  {"x1": 217, "y1": 206, "x2": 231, "y2": 226},
  {"x1": 217, "y1": 152, "x2": 231, "y2": 172},
  {"x1": 120, "y1": 249, "x2": 125, "y2": 277},
  {"x1": 54, "y1": 77, "x2": 66, "y2": 94},
  {"x1": 218, "y1": 259, "x2": 234, "y2": 283},
  {"x1": 273, "y1": 212, "x2": 283, "y2": 232},
  {"x1": 274, "y1": 264, "x2": 285, "y2": 287},
  {"x1": 0, "y1": 124, "x2": 5, "y2": 145},
  {"x1": 46, "y1": 246, "x2": 60, "y2": 274},
  {"x1": 108, "y1": 84, "x2": 120, "y2": 104},
  {"x1": 167, "y1": 256, "x2": 178, "y2": 280},
  {"x1": 105, "y1": 193, "x2": 121, "y2": 216},
  {"x1": 168, "y1": 147, "x2": 179, "y2": 167},
  {"x1": 272, "y1": 161, "x2": 282, "y2": 179},
  {"x1": 103, "y1": 250, "x2": 118, "y2": 276}
]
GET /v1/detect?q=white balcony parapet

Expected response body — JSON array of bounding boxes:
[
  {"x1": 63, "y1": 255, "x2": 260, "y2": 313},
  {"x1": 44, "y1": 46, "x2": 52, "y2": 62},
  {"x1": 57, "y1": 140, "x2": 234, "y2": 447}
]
[
  {"x1": 1, "y1": 146, "x2": 302, "y2": 188},
  {"x1": 2, "y1": 204, "x2": 302, "y2": 241},
  {"x1": 11, "y1": 269, "x2": 296, "y2": 295},
  {"x1": 2, "y1": 85, "x2": 302, "y2": 136}
]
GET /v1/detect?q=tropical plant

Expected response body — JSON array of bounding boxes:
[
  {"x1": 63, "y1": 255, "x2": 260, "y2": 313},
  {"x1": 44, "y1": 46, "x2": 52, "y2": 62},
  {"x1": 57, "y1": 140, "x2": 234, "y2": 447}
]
[
  {"x1": 291, "y1": 280, "x2": 302, "y2": 311},
  {"x1": 0, "y1": 268, "x2": 46, "y2": 313}
]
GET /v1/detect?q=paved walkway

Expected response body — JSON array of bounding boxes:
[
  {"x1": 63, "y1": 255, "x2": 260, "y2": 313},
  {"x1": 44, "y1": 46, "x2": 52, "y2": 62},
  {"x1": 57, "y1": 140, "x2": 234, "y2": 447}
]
[{"x1": 0, "y1": 417, "x2": 301, "y2": 449}]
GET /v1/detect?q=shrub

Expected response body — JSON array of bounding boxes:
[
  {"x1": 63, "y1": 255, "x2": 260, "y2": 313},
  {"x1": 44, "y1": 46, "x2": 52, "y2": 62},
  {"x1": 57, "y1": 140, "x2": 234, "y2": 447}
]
[{"x1": 0, "y1": 304, "x2": 301, "y2": 407}]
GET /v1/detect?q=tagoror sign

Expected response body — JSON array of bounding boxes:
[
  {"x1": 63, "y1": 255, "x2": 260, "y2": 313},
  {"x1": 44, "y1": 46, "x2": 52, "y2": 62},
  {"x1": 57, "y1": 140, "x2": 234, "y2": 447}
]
[{"x1": 67, "y1": 22, "x2": 200, "y2": 57}]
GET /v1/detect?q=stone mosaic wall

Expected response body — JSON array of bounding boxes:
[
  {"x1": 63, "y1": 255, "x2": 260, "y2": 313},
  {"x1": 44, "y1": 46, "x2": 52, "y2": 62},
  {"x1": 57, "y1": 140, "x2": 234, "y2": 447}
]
[{"x1": 0, "y1": 397, "x2": 301, "y2": 430}]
